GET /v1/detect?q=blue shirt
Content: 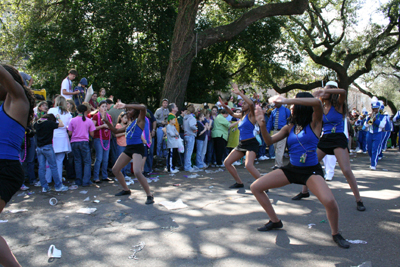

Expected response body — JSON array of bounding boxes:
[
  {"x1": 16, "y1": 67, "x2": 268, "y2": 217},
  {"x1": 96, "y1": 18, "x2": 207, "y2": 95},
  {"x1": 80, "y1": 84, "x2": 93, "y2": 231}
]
[
  {"x1": 0, "y1": 104, "x2": 25, "y2": 160},
  {"x1": 266, "y1": 106, "x2": 291, "y2": 132},
  {"x1": 126, "y1": 120, "x2": 144, "y2": 145},
  {"x1": 238, "y1": 114, "x2": 255, "y2": 140},
  {"x1": 287, "y1": 124, "x2": 319, "y2": 167},
  {"x1": 323, "y1": 106, "x2": 344, "y2": 134}
]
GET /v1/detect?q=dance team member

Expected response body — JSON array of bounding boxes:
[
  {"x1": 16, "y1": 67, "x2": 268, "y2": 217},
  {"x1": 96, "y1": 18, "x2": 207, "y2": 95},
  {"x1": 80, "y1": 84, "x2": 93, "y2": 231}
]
[
  {"x1": 0, "y1": 64, "x2": 35, "y2": 267},
  {"x1": 220, "y1": 84, "x2": 261, "y2": 188},
  {"x1": 252, "y1": 92, "x2": 350, "y2": 248},
  {"x1": 102, "y1": 101, "x2": 154, "y2": 204},
  {"x1": 292, "y1": 81, "x2": 365, "y2": 212}
]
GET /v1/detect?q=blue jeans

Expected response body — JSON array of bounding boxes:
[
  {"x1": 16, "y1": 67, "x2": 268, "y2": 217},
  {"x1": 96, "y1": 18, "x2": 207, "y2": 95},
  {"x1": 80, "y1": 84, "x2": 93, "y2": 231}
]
[
  {"x1": 205, "y1": 138, "x2": 214, "y2": 164},
  {"x1": 37, "y1": 144, "x2": 62, "y2": 189},
  {"x1": 109, "y1": 136, "x2": 118, "y2": 167},
  {"x1": 144, "y1": 137, "x2": 155, "y2": 173},
  {"x1": 258, "y1": 135, "x2": 267, "y2": 157},
  {"x1": 268, "y1": 144, "x2": 275, "y2": 157},
  {"x1": 93, "y1": 138, "x2": 110, "y2": 180},
  {"x1": 184, "y1": 135, "x2": 195, "y2": 171},
  {"x1": 117, "y1": 145, "x2": 130, "y2": 176},
  {"x1": 71, "y1": 141, "x2": 92, "y2": 186},
  {"x1": 196, "y1": 139, "x2": 204, "y2": 168},
  {"x1": 156, "y1": 127, "x2": 167, "y2": 157},
  {"x1": 20, "y1": 136, "x2": 37, "y2": 184}
]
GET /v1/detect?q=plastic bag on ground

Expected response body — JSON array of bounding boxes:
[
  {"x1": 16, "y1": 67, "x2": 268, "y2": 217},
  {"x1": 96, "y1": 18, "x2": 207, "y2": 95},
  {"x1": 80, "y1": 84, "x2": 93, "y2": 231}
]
[{"x1": 159, "y1": 199, "x2": 188, "y2": 210}]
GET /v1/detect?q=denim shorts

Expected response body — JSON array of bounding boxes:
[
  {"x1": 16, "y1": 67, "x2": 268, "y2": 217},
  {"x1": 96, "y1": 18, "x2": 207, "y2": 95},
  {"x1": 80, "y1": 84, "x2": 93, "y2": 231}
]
[{"x1": 0, "y1": 159, "x2": 24, "y2": 203}]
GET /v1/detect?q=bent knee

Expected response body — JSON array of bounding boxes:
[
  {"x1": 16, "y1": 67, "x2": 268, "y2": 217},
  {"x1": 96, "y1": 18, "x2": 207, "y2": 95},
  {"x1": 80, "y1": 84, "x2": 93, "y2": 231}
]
[{"x1": 322, "y1": 197, "x2": 338, "y2": 210}]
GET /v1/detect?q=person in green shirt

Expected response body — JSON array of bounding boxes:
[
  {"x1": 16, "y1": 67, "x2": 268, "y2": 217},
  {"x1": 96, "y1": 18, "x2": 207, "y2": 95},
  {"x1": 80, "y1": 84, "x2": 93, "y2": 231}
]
[
  {"x1": 97, "y1": 88, "x2": 107, "y2": 103},
  {"x1": 211, "y1": 109, "x2": 232, "y2": 167}
]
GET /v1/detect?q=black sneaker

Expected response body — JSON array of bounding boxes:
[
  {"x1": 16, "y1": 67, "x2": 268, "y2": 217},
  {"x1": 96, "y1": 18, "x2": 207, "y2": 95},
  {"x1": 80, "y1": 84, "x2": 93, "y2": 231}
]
[
  {"x1": 257, "y1": 220, "x2": 283, "y2": 231},
  {"x1": 332, "y1": 233, "x2": 350, "y2": 248},
  {"x1": 229, "y1": 182, "x2": 244, "y2": 189},
  {"x1": 356, "y1": 201, "x2": 366, "y2": 211},
  {"x1": 145, "y1": 195, "x2": 154, "y2": 205},
  {"x1": 292, "y1": 192, "x2": 310, "y2": 200},
  {"x1": 115, "y1": 190, "x2": 131, "y2": 196}
]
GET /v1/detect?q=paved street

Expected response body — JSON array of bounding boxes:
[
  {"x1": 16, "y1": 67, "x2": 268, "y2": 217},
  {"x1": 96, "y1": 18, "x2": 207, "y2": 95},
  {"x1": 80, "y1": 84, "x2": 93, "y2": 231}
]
[{"x1": 1, "y1": 150, "x2": 399, "y2": 267}]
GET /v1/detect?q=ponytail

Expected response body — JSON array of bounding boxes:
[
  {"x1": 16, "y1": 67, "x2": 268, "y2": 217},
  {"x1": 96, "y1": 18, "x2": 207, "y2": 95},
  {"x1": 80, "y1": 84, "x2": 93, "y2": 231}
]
[{"x1": 77, "y1": 104, "x2": 88, "y2": 122}]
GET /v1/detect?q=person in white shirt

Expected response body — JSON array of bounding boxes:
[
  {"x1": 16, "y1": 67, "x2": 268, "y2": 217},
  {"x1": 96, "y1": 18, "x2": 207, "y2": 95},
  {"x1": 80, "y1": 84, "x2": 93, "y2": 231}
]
[{"x1": 61, "y1": 69, "x2": 79, "y2": 100}]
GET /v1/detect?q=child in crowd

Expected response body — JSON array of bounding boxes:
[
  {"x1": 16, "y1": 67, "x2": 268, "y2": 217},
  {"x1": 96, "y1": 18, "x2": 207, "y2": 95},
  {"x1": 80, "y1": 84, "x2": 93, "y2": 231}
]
[
  {"x1": 166, "y1": 114, "x2": 180, "y2": 173},
  {"x1": 195, "y1": 112, "x2": 207, "y2": 169},
  {"x1": 68, "y1": 105, "x2": 96, "y2": 186},
  {"x1": 35, "y1": 101, "x2": 48, "y2": 121},
  {"x1": 67, "y1": 99, "x2": 78, "y2": 117},
  {"x1": 97, "y1": 88, "x2": 107, "y2": 103},
  {"x1": 34, "y1": 114, "x2": 68, "y2": 192},
  {"x1": 115, "y1": 112, "x2": 130, "y2": 179}
]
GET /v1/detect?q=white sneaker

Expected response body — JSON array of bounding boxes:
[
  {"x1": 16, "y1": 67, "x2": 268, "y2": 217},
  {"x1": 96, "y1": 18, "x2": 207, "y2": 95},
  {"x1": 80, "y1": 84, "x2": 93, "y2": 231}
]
[
  {"x1": 186, "y1": 168, "x2": 195, "y2": 172},
  {"x1": 124, "y1": 176, "x2": 131, "y2": 181},
  {"x1": 325, "y1": 176, "x2": 333, "y2": 181},
  {"x1": 258, "y1": 156, "x2": 265, "y2": 160},
  {"x1": 170, "y1": 169, "x2": 179, "y2": 174},
  {"x1": 370, "y1": 166, "x2": 376, "y2": 171},
  {"x1": 232, "y1": 161, "x2": 241, "y2": 166},
  {"x1": 55, "y1": 185, "x2": 68, "y2": 192},
  {"x1": 20, "y1": 184, "x2": 29, "y2": 191},
  {"x1": 34, "y1": 181, "x2": 42, "y2": 187},
  {"x1": 363, "y1": 151, "x2": 367, "y2": 154},
  {"x1": 42, "y1": 187, "x2": 50, "y2": 193},
  {"x1": 270, "y1": 156, "x2": 275, "y2": 159}
]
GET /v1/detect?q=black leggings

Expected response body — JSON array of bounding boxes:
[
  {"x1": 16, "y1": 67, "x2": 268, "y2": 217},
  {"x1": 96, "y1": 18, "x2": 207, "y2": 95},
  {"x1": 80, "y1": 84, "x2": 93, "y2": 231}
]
[{"x1": 213, "y1": 137, "x2": 227, "y2": 165}]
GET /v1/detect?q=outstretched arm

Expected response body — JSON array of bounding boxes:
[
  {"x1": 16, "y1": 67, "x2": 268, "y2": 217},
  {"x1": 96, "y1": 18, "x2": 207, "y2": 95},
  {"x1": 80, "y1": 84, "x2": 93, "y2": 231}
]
[
  {"x1": 0, "y1": 65, "x2": 26, "y2": 101},
  {"x1": 232, "y1": 83, "x2": 255, "y2": 118},
  {"x1": 255, "y1": 106, "x2": 290, "y2": 145}
]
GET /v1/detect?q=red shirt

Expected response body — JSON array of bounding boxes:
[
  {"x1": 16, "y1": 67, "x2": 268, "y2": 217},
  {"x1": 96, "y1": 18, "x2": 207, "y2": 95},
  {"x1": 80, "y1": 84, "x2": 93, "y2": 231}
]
[{"x1": 92, "y1": 112, "x2": 112, "y2": 140}]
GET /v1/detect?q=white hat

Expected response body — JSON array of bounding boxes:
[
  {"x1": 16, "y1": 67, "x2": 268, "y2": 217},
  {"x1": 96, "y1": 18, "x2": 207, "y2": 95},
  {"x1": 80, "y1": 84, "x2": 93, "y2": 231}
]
[
  {"x1": 362, "y1": 107, "x2": 368, "y2": 115},
  {"x1": 379, "y1": 100, "x2": 384, "y2": 110},
  {"x1": 371, "y1": 97, "x2": 380, "y2": 109},
  {"x1": 325, "y1": 81, "x2": 338, "y2": 87}
]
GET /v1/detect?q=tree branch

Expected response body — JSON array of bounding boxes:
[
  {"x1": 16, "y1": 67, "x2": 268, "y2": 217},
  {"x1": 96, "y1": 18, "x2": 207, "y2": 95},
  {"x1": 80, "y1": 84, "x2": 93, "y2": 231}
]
[
  {"x1": 352, "y1": 82, "x2": 397, "y2": 114},
  {"x1": 197, "y1": 0, "x2": 308, "y2": 50},
  {"x1": 222, "y1": 0, "x2": 255, "y2": 9}
]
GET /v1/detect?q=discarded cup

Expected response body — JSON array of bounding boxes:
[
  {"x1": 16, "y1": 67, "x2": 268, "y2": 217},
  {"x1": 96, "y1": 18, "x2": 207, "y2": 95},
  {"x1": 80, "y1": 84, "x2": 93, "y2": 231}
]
[
  {"x1": 48, "y1": 245, "x2": 62, "y2": 258},
  {"x1": 129, "y1": 241, "x2": 145, "y2": 260},
  {"x1": 49, "y1": 198, "x2": 58, "y2": 206}
]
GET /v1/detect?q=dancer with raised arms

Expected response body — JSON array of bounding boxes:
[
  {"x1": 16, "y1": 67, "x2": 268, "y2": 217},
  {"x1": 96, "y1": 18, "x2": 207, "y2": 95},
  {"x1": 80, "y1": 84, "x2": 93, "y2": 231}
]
[
  {"x1": 220, "y1": 84, "x2": 261, "y2": 188},
  {"x1": 0, "y1": 64, "x2": 35, "y2": 266},
  {"x1": 102, "y1": 101, "x2": 154, "y2": 204},
  {"x1": 252, "y1": 92, "x2": 350, "y2": 248},
  {"x1": 291, "y1": 81, "x2": 365, "y2": 212}
]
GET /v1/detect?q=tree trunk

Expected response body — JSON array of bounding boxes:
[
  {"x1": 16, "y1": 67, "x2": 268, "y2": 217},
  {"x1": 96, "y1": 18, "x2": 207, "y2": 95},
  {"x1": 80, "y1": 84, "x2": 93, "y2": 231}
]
[{"x1": 161, "y1": 0, "x2": 201, "y2": 107}]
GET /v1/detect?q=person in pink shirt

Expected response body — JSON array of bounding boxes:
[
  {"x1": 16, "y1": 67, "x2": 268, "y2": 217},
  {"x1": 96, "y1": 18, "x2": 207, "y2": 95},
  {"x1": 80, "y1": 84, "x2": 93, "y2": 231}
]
[{"x1": 68, "y1": 105, "x2": 96, "y2": 186}]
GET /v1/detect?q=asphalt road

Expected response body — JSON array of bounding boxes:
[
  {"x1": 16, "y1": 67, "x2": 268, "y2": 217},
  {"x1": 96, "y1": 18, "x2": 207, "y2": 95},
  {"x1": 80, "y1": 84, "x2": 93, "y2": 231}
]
[{"x1": 1, "y1": 150, "x2": 399, "y2": 267}]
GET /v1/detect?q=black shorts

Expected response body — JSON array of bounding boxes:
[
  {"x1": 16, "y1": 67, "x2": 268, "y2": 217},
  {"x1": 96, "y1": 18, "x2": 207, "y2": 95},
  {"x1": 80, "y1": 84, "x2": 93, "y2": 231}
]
[
  {"x1": 235, "y1": 137, "x2": 259, "y2": 153},
  {"x1": 0, "y1": 159, "x2": 25, "y2": 204},
  {"x1": 123, "y1": 144, "x2": 144, "y2": 158},
  {"x1": 317, "y1": 132, "x2": 349, "y2": 155},
  {"x1": 280, "y1": 163, "x2": 324, "y2": 185}
]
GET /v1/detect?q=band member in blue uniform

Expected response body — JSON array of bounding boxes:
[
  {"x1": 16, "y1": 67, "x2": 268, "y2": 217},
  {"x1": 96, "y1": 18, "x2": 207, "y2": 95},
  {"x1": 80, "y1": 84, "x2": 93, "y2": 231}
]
[
  {"x1": 377, "y1": 101, "x2": 391, "y2": 159},
  {"x1": 365, "y1": 97, "x2": 386, "y2": 170},
  {"x1": 252, "y1": 92, "x2": 350, "y2": 248}
]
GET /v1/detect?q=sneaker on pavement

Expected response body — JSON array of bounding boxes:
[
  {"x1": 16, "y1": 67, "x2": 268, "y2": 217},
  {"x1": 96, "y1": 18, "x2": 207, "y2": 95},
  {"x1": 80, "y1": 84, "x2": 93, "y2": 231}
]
[
  {"x1": 257, "y1": 220, "x2": 283, "y2": 231},
  {"x1": 20, "y1": 184, "x2": 29, "y2": 191},
  {"x1": 229, "y1": 182, "x2": 244, "y2": 189},
  {"x1": 232, "y1": 161, "x2": 241, "y2": 166},
  {"x1": 55, "y1": 185, "x2": 68, "y2": 192},
  {"x1": 292, "y1": 192, "x2": 310, "y2": 200},
  {"x1": 356, "y1": 201, "x2": 366, "y2": 211},
  {"x1": 115, "y1": 190, "x2": 131, "y2": 196},
  {"x1": 369, "y1": 166, "x2": 376, "y2": 170},
  {"x1": 34, "y1": 181, "x2": 42, "y2": 187},
  {"x1": 332, "y1": 233, "x2": 350, "y2": 249},
  {"x1": 185, "y1": 168, "x2": 195, "y2": 172},
  {"x1": 145, "y1": 195, "x2": 154, "y2": 205},
  {"x1": 42, "y1": 187, "x2": 50, "y2": 193},
  {"x1": 270, "y1": 156, "x2": 275, "y2": 159},
  {"x1": 325, "y1": 176, "x2": 333, "y2": 181},
  {"x1": 170, "y1": 169, "x2": 179, "y2": 174}
]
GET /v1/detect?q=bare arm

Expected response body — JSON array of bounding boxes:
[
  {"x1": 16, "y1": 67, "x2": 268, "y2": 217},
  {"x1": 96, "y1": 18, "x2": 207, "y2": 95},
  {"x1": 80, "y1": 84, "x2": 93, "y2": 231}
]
[
  {"x1": 28, "y1": 77, "x2": 33, "y2": 88},
  {"x1": 255, "y1": 106, "x2": 290, "y2": 145},
  {"x1": 62, "y1": 89, "x2": 79, "y2": 95},
  {"x1": 232, "y1": 83, "x2": 255, "y2": 120}
]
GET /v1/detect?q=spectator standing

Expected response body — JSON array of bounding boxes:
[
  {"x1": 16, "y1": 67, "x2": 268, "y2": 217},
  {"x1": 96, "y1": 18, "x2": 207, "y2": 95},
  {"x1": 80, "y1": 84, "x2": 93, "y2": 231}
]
[
  {"x1": 195, "y1": 112, "x2": 207, "y2": 169},
  {"x1": 267, "y1": 101, "x2": 291, "y2": 169},
  {"x1": 68, "y1": 105, "x2": 95, "y2": 186},
  {"x1": 212, "y1": 109, "x2": 231, "y2": 167},
  {"x1": 144, "y1": 108, "x2": 157, "y2": 177},
  {"x1": 154, "y1": 99, "x2": 169, "y2": 158},
  {"x1": 46, "y1": 96, "x2": 72, "y2": 182},
  {"x1": 19, "y1": 71, "x2": 33, "y2": 87},
  {"x1": 183, "y1": 105, "x2": 198, "y2": 171},
  {"x1": 89, "y1": 92, "x2": 98, "y2": 111},
  {"x1": 73, "y1": 78, "x2": 88, "y2": 106},
  {"x1": 61, "y1": 69, "x2": 80, "y2": 100},
  {"x1": 166, "y1": 114, "x2": 180, "y2": 173}
]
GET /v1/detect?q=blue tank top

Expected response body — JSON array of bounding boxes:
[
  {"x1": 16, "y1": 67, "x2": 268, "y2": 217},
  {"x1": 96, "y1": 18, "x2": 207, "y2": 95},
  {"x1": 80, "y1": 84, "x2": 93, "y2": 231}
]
[
  {"x1": 238, "y1": 114, "x2": 255, "y2": 140},
  {"x1": 125, "y1": 119, "x2": 144, "y2": 145},
  {"x1": 323, "y1": 106, "x2": 344, "y2": 134},
  {"x1": 0, "y1": 104, "x2": 25, "y2": 160},
  {"x1": 287, "y1": 124, "x2": 319, "y2": 167}
]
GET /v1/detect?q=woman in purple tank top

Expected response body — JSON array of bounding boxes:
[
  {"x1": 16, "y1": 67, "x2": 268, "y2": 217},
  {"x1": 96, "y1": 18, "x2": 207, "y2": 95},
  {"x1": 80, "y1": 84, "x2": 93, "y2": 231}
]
[
  {"x1": 292, "y1": 81, "x2": 365, "y2": 212},
  {"x1": 219, "y1": 84, "x2": 261, "y2": 189},
  {"x1": 0, "y1": 64, "x2": 35, "y2": 267}
]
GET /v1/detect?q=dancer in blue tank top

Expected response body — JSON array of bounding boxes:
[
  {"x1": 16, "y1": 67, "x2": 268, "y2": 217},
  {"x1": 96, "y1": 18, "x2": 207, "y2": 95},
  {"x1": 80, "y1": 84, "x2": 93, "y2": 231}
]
[
  {"x1": 219, "y1": 84, "x2": 261, "y2": 189},
  {"x1": 252, "y1": 92, "x2": 350, "y2": 248},
  {"x1": 0, "y1": 64, "x2": 35, "y2": 266},
  {"x1": 103, "y1": 101, "x2": 154, "y2": 205},
  {"x1": 292, "y1": 81, "x2": 365, "y2": 212}
]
